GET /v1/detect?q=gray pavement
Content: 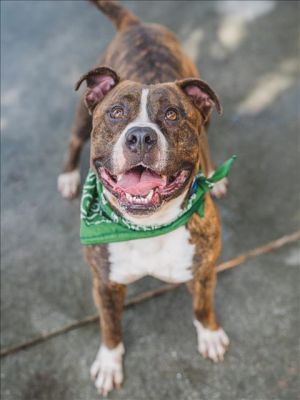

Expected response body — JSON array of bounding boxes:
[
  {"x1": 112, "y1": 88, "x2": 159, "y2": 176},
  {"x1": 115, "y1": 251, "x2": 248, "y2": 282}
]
[{"x1": 1, "y1": 1, "x2": 299, "y2": 399}]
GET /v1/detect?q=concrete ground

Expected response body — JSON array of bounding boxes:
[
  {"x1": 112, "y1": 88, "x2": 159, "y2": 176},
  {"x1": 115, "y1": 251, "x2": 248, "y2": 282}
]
[{"x1": 1, "y1": 1, "x2": 299, "y2": 399}]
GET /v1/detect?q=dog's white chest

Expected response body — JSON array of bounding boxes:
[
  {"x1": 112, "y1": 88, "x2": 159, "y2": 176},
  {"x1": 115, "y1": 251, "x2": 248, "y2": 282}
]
[{"x1": 108, "y1": 226, "x2": 194, "y2": 284}]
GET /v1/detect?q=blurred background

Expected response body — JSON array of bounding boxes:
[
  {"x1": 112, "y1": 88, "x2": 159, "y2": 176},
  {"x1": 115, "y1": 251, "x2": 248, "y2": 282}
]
[{"x1": 1, "y1": 1, "x2": 299, "y2": 399}]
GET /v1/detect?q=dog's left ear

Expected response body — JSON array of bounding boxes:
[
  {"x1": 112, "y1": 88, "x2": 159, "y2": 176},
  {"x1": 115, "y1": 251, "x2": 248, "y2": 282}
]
[
  {"x1": 75, "y1": 66, "x2": 120, "y2": 114},
  {"x1": 176, "y1": 78, "x2": 222, "y2": 122}
]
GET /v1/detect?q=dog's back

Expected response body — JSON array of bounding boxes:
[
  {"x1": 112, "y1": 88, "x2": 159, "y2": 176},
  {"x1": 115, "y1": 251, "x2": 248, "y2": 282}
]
[{"x1": 90, "y1": 0, "x2": 198, "y2": 84}]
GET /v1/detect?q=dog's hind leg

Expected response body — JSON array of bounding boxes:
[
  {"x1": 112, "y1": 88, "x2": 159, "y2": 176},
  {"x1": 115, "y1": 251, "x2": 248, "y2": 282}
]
[{"x1": 58, "y1": 96, "x2": 92, "y2": 199}]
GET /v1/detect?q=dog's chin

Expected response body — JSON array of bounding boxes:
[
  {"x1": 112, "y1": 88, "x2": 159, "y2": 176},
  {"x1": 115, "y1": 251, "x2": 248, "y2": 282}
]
[{"x1": 96, "y1": 164, "x2": 193, "y2": 216}]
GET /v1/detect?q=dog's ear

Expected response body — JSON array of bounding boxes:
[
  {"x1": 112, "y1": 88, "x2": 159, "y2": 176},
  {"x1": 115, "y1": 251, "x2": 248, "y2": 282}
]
[
  {"x1": 75, "y1": 66, "x2": 120, "y2": 114},
  {"x1": 176, "y1": 78, "x2": 222, "y2": 122}
]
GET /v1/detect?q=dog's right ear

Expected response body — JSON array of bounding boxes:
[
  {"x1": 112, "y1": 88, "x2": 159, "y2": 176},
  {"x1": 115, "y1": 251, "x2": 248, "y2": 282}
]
[{"x1": 75, "y1": 66, "x2": 120, "y2": 114}]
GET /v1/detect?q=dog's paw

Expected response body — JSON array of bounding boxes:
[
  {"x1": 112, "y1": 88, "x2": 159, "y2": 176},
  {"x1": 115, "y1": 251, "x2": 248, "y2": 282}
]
[
  {"x1": 57, "y1": 169, "x2": 80, "y2": 199},
  {"x1": 194, "y1": 320, "x2": 229, "y2": 363},
  {"x1": 90, "y1": 343, "x2": 125, "y2": 397},
  {"x1": 210, "y1": 176, "x2": 228, "y2": 198}
]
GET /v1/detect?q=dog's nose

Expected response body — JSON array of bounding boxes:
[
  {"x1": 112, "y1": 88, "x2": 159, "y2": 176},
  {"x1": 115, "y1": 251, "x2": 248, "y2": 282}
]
[{"x1": 125, "y1": 127, "x2": 158, "y2": 154}]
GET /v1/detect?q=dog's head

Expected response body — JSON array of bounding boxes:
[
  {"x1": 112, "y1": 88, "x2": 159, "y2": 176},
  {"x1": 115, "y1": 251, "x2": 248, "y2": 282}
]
[{"x1": 76, "y1": 66, "x2": 222, "y2": 221}]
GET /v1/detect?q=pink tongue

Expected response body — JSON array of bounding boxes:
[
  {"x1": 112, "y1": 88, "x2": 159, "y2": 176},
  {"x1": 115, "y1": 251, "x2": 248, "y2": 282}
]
[{"x1": 118, "y1": 169, "x2": 166, "y2": 195}]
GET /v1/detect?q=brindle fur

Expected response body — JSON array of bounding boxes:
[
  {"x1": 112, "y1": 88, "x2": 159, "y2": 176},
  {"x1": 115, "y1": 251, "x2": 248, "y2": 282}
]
[
  {"x1": 64, "y1": 0, "x2": 224, "y2": 353},
  {"x1": 187, "y1": 195, "x2": 222, "y2": 330},
  {"x1": 84, "y1": 245, "x2": 126, "y2": 348},
  {"x1": 62, "y1": 6, "x2": 215, "y2": 175},
  {"x1": 86, "y1": 81, "x2": 204, "y2": 194}
]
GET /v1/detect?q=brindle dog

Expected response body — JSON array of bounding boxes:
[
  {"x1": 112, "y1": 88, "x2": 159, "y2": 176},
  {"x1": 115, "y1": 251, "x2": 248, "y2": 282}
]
[{"x1": 58, "y1": 1, "x2": 230, "y2": 396}]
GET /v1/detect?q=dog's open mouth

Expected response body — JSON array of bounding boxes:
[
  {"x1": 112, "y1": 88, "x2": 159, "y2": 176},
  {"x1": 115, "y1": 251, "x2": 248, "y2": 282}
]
[{"x1": 98, "y1": 164, "x2": 191, "y2": 213}]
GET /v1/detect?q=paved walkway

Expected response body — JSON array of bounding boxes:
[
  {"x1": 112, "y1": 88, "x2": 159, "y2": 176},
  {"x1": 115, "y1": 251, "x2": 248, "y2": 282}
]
[{"x1": 1, "y1": 1, "x2": 299, "y2": 399}]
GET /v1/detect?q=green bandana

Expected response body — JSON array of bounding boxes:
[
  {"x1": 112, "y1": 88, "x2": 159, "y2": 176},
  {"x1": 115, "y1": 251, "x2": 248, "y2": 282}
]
[{"x1": 80, "y1": 155, "x2": 236, "y2": 245}]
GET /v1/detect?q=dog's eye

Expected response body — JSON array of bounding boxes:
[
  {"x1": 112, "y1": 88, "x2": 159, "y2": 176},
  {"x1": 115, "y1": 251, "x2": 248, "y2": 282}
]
[
  {"x1": 110, "y1": 106, "x2": 125, "y2": 119},
  {"x1": 165, "y1": 108, "x2": 178, "y2": 121}
]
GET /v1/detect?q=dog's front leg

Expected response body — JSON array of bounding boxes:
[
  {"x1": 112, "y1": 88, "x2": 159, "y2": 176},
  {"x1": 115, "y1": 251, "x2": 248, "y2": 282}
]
[
  {"x1": 85, "y1": 246, "x2": 127, "y2": 396},
  {"x1": 91, "y1": 275, "x2": 127, "y2": 396},
  {"x1": 187, "y1": 265, "x2": 229, "y2": 363}
]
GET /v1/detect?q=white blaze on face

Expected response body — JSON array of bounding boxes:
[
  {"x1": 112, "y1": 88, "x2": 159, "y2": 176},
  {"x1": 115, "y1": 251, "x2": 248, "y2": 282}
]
[{"x1": 112, "y1": 88, "x2": 168, "y2": 171}]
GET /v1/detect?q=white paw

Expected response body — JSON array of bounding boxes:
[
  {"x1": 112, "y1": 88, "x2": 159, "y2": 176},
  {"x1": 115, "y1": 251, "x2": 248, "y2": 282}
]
[
  {"x1": 194, "y1": 320, "x2": 229, "y2": 363},
  {"x1": 210, "y1": 176, "x2": 228, "y2": 198},
  {"x1": 90, "y1": 343, "x2": 125, "y2": 397},
  {"x1": 57, "y1": 169, "x2": 80, "y2": 199}
]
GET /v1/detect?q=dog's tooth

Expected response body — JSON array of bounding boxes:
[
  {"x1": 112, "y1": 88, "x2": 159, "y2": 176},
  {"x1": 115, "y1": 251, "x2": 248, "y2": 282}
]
[
  {"x1": 126, "y1": 193, "x2": 132, "y2": 202},
  {"x1": 146, "y1": 190, "x2": 154, "y2": 201},
  {"x1": 117, "y1": 174, "x2": 123, "y2": 182}
]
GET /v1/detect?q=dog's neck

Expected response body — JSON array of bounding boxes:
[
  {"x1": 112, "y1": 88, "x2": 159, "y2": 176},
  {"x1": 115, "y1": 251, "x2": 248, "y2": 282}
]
[{"x1": 103, "y1": 187, "x2": 188, "y2": 227}]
